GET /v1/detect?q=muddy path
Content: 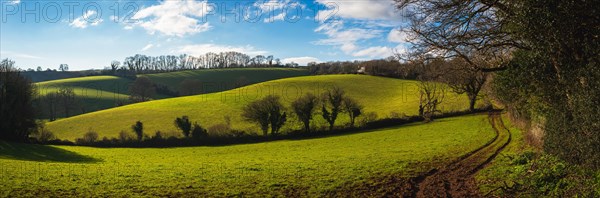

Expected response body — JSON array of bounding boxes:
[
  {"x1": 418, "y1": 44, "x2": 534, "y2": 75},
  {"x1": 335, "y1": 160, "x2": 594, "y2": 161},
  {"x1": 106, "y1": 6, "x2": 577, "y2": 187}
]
[
  {"x1": 324, "y1": 112, "x2": 512, "y2": 197},
  {"x1": 410, "y1": 111, "x2": 512, "y2": 198}
]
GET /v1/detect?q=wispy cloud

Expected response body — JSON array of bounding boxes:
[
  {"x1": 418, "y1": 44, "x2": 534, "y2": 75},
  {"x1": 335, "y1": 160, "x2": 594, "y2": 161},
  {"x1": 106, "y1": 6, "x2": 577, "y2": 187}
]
[
  {"x1": 1, "y1": 51, "x2": 43, "y2": 59},
  {"x1": 282, "y1": 56, "x2": 320, "y2": 65},
  {"x1": 313, "y1": 20, "x2": 383, "y2": 54},
  {"x1": 352, "y1": 46, "x2": 393, "y2": 58},
  {"x1": 70, "y1": 10, "x2": 103, "y2": 29},
  {"x1": 177, "y1": 44, "x2": 267, "y2": 56},
  {"x1": 131, "y1": 0, "x2": 213, "y2": 37},
  {"x1": 141, "y1": 44, "x2": 154, "y2": 52},
  {"x1": 315, "y1": 0, "x2": 401, "y2": 21},
  {"x1": 8, "y1": 0, "x2": 20, "y2": 5}
]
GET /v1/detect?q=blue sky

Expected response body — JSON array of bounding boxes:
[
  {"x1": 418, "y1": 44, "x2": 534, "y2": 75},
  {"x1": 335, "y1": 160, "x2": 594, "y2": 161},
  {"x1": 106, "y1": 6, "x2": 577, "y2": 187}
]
[{"x1": 1, "y1": 0, "x2": 410, "y2": 70}]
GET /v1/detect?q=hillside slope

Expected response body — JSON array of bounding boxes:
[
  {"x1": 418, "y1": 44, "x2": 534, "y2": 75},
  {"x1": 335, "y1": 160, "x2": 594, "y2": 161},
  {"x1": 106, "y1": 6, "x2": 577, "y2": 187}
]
[
  {"x1": 46, "y1": 75, "x2": 481, "y2": 140},
  {"x1": 142, "y1": 67, "x2": 309, "y2": 94},
  {"x1": 35, "y1": 76, "x2": 133, "y2": 117},
  {"x1": 2, "y1": 115, "x2": 495, "y2": 197},
  {"x1": 35, "y1": 68, "x2": 310, "y2": 119}
]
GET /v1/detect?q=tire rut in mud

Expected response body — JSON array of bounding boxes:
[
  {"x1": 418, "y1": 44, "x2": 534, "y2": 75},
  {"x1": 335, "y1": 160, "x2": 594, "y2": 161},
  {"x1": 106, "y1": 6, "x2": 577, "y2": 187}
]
[{"x1": 411, "y1": 111, "x2": 512, "y2": 198}]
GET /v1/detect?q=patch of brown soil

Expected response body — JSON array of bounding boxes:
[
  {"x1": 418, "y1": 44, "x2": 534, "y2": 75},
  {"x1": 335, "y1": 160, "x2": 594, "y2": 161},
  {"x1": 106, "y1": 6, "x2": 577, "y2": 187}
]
[{"x1": 328, "y1": 112, "x2": 511, "y2": 198}]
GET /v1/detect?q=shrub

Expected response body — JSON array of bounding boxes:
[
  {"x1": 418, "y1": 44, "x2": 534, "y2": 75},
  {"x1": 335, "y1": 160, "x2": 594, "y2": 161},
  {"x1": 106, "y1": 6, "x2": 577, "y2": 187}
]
[
  {"x1": 131, "y1": 121, "x2": 144, "y2": 141},
  {"x1": 191, "y1": 123, "x2": 208, "y2": 139},
  {"x1": 77, "y1": 130, "x2": 99, "y2": 144},
  {"x1": 30, "y1": 122, "x2": 56, "y2": 143},
  {"x1": 153, "y1": 131, "x2": 164, "y2": 140},
  {"x1": 37, "y1": 129, "x2": 56, "y2": 143},
  {"x1": 118, "y1": 130, "x2": 134, "y2": 143},
  {"x1": 208, "y1": 123, "x2": 231, "y2": 138},
  {"x1": 389, "y1": 111, "x2": 408, "y2": 119},
  {"x1": 174, "y1": 116, "x2": 192, "y2": 138},
  {"x1": 229, "y1": 129, "x2": 246, "y2": 138},
  {"x1": 359, "y1": 112, "x2": 378, "y2": 127}
]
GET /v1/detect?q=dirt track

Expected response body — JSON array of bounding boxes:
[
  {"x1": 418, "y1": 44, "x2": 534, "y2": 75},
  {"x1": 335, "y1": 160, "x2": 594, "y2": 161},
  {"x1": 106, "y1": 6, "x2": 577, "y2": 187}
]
[
  {"x1": 324, "y1": 112, "x2": 512, "y2": 197},
  {"x1": 410, "y1": 111, "x2": 512, "y2": 198}
]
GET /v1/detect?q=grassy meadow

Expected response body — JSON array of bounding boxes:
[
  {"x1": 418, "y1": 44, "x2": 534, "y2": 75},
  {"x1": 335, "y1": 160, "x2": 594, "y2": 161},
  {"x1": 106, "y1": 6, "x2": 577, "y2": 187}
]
[
  {"x1": 45, "y1": 75, "x2": 483, "y2": 141},
  {"x1": 34, "y1": 68, "x2": 309, "y2": 119},
  {"x1": 143, "y1": 67, "x2": 310, "y2": 94},
  {"x1": 1, "y1": 115, "x2": 495, "y2": 197},
  {"x1": 35, "y1": 76, "x2": 134, "y2": 115}
]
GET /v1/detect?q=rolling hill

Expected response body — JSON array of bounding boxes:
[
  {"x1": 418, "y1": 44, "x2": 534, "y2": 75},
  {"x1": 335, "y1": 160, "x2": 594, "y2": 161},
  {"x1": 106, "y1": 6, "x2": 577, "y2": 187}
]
[
  {"x1": 46, "y1": 74, "x2": 483, "y2": 141},
  {"x1": 143, "y1": 67, "x2": 310, "y2": 94},
  {"x1": 35, "y1": 76, "x2": 134, "y2": 117},
  {"x1": 34, "y1": 68, "x2": 310, "y2": 119},
  {"x1": 1, "y1": 114, "x2": 495, "y2": 197}
]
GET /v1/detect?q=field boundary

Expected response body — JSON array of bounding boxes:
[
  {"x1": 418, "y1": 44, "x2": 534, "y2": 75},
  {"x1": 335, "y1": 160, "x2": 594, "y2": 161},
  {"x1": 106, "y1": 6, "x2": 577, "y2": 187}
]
[{"x1": 38, "y1": 108, "x2": 494, "y2": 148}]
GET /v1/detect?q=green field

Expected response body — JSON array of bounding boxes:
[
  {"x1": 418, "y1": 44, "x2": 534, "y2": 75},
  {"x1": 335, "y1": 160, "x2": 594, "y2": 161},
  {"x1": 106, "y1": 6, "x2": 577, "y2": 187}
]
[
  {"x1": 1, "y1": 115, "x2": 495, "y2": 197},
  {"x1": 35, "y1": 76, "x2": 134, "y2": 116},
  {"x1": 34, "y1": 68, "x2": 309, "y2": 119},
  {"x1": 143, "y1": 68, "x2": 310, "y2": 94},
  {"x1": 46, "y1": 75, "x2": 481, "y2": 141}
]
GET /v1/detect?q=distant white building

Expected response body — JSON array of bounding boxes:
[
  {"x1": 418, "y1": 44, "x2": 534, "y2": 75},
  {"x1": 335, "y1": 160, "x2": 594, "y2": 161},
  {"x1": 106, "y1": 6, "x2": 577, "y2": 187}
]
[{"x1": 357, "y1": 66, "x2": 366, "y2": 74}]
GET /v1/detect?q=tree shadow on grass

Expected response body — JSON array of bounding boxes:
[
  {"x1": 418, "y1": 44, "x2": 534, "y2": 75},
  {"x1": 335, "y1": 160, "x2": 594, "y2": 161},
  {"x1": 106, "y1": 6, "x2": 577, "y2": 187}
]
[{"x1": 0, "y1": 141, "x2": 101, "y2": 163}]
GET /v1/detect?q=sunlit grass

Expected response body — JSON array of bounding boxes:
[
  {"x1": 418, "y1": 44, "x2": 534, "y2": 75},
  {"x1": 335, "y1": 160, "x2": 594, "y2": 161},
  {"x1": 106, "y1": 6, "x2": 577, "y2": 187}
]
[
  {"x1": 46, "y1": 75, "x2": 481, "y2": 141},
  {"x1": 1, "y1": 115, "x2": 494, "y2": 197}
]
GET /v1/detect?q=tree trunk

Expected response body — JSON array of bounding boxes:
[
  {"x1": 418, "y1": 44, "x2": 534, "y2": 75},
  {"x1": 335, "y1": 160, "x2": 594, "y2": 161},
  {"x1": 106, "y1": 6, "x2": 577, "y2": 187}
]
[
  {"x1": 304, "y1": 122, "x2": 310, "y2": 133},
  {"x1": 469, "y1": 97, "x2": 476, "y2": 112},
  {"x1": 261, "y1": 127, "x2": 268, "y2": 137}
]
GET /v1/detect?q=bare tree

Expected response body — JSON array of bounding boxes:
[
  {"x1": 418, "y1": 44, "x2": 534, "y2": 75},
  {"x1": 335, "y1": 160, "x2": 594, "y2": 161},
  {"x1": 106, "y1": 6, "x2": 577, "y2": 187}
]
[
  {"x1": 57, "y1": 87, "x2": 77, "y2": 117},
  {"x1": 110, "y1": 61, "x2": 120, "y2": 75},
  {"x1": 41, "y1": 92, "x2": 59, "y2": 121},
  {"x1": 321, "y1": 86, "x2": 345, "y2": 131},
  {"x1": 179, "y1": 79, "x2": 203, "y2": 96},
  {"x1": 418, "y1": 80, "x2": 446, "y2": 122},
  {"x1": 342, "y1": 97, "x2": 363, "y2": 127},
  {"x1": 242, "y1": 95, "x2": 287, "y2": 136},
  {"x1": 291, "y1": 93, "x2": 319, "y2": 132},
  {"x1": 444, "y1": 58, "x2": 488, "y2": 111},
  {"x1": 129, "y1": 76, "x2": 156, "y2": 103},
  {"x1": 59, "y1": 64, "x2": 69, "y2": 72},
  {"x1": 394, "y1": 0, "x2": 517, "y2": 72}
]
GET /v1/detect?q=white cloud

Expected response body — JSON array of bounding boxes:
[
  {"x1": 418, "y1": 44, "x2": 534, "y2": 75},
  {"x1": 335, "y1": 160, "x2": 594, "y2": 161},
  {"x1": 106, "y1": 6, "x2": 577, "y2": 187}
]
[
  {"x1": 132, "y1": 0, "x2": 213, "y2": 37},
  {"x1": 388, "y1": 28, "x2": 410, "y2": 43},
  {"x1": 69, "y1": 10, "x2": 103, "y2": 29},
  {"x1": 8, "y1": 0, "x2": 20, "y2": 4},
  {"x1": 264, "y1": 12, "x2": 286, "y2": 23},
  {"x1": 314, "y1": 20, "x2": 382, "y2": 54},
  {"x1": 0, "y1": 51, "x2": 42, "y2": 59},
  {"x1": 352, "y1": 46, "x2": 393, "y2": 58},
  {"x1": 177, "y1": 44, "x2": 267, "y2": 56},
  {"x1": 315, "y1": 0, "x2": 400, "y2": 21},
  {"x1": 282, "y1": 57, "x2": 320, "y2": 66},
  {"x1": 141, "y1": 44, "x2": 154, "y2": 51},
  {"x1": 352, "y1": 45, "x2": 408, "y2": 59}
]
